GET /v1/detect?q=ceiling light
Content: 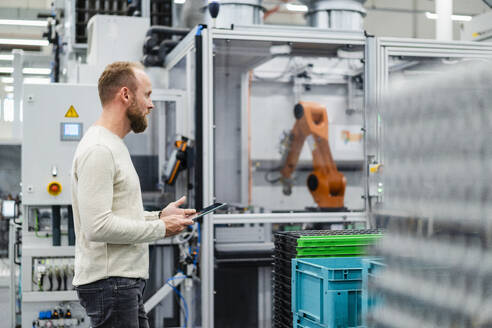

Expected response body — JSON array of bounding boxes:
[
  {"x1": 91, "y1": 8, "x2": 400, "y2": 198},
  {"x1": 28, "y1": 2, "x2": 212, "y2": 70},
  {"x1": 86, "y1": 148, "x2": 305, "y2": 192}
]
[
  {"x1": 174, "y1": 0, "x2": 186, "y2": 3},
  {"x1": 285, "y1": 4, "x2": 308, "y2": 12},
  {"x1": 1, "y1": 77, "x2": 13, "y2": 83},
  {"x1": 0, "y1": 67, "x2": 51, "y2": 75},
  {"x1": 425, "y1": 12, "x2": 472, "y2": 22},
  {"x1": 24, "y1": 77, "x2": 51, "y2": 84},
  {"x1": 4, "y1": 86, "x2": 13, "y2": 92},
  {"x1": 0, "y1": 54, "x2": 14, "y2": 61},
  {"x1": 23, "y1": 68, "x2": 51, "y2": 75},
  {"x1": 0, "y1": 38, "x2": 49, "y2": 47},
  {"x1": 0, "y1": 19, "x2": 48, "y2": 27}
]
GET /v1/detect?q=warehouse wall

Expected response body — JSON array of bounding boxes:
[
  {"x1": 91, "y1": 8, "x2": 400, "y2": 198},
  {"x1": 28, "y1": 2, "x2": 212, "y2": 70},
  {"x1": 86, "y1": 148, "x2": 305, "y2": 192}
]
[
  {"x1": 263, "y1": 0, "x2": 491, "y2": 40},
  {"x1": 364, "y1": 0, "x2": 490, "y2": 40}
]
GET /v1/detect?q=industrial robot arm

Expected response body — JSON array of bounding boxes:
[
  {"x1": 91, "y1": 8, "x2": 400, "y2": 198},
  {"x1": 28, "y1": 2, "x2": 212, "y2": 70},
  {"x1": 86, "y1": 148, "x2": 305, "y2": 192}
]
[{"x1": 279, "y1": 101, "x2": 346, "y2": 209}]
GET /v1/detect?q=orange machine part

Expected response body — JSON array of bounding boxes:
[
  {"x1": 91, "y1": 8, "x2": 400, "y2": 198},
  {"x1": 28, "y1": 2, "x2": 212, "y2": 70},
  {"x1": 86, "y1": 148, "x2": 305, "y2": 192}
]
[
  {"x1": 280, "y1": 101, "x2": 346, "y2": 208},
  {"x1": 168, "y1": 140, "x2": 188, "y2": 185}
]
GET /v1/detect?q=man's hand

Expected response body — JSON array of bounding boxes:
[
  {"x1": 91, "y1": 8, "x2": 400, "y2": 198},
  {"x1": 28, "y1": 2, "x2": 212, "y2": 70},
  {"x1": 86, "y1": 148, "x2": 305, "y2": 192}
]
[
  {"x1": 160, "y1": 196, "x2": 196, "y2": 218},
  {"x1": 159, "y1": 196, "x2": 196, "y2": 237},
  {"x1": 161, "y1": 214, "x2": 194, "y2": 237}
]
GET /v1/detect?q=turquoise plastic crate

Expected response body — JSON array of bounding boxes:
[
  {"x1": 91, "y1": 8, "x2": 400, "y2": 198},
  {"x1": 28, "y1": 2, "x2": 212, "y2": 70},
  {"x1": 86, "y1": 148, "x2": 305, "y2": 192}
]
[{"x1": 292, "y1": 257, "x2": 368, "y2": 328}]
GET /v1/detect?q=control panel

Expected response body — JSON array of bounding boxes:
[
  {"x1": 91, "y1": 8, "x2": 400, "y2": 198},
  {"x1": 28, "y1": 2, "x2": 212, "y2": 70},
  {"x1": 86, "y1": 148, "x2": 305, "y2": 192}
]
[{"x1": 22, "y1": 84, "x2": 100, "y2": 205}]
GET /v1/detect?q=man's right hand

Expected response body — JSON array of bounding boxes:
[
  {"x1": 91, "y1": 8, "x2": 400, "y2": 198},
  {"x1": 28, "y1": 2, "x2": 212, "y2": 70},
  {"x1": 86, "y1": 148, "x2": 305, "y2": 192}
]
[{"x1": 161, "y1": 214, "x2": 194, "y2": 237}]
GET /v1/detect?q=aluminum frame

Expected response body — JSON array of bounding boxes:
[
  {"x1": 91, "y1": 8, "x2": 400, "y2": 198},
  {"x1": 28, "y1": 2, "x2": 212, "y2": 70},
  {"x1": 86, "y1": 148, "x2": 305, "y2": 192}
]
[
  {"x1": 166, "y1": 25, "x2": 369, "y2": 328},
  {"x1": 365, "y1": 37, "x2": 492, "y2": 211},
  {"x1": 164, "y1": 26, "x2": 492, "y2": 327}
]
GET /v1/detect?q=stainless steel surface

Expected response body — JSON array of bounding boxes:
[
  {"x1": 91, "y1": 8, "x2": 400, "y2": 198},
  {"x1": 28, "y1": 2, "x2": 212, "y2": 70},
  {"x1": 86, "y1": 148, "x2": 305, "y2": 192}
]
[
  {"x1": 301, "y1": 0, "x2": 366, "y2": 30},
  {"x1": 206, "y1": 0, "x2": 264, "y2": 28}
]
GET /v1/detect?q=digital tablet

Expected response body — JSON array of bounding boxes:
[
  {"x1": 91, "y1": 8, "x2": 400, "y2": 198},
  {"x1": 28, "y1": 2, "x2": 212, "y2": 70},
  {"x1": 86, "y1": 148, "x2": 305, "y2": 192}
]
[{"x1": 192, "y1": 202, "x2": 227, "y2": 222}]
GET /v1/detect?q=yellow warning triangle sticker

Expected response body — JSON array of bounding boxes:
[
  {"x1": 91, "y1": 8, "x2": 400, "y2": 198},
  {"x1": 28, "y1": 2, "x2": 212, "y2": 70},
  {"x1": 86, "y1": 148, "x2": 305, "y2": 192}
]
[{"x1": 65, "y1": 105, "x2": 79, "y2": 118}]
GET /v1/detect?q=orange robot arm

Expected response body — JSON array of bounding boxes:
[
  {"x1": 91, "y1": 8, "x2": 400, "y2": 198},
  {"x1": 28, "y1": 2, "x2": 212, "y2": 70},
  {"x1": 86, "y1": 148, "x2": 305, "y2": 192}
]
[{"x1": 280, "y1": 101, "x2": 346, "y2": 209}]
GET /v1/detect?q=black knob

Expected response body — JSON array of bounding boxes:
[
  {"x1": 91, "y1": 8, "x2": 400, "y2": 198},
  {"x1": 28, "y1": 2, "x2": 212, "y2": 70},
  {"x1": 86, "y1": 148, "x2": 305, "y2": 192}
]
[
  {"x1": 209, "y1": 1, "x2": 220, "y2": 19},
  {"x1": 307, "y1": 174, "x2": 318, "y2": 191},
  {"x1": 294, "y1": 103, "x2": 304, "y2": 119}
]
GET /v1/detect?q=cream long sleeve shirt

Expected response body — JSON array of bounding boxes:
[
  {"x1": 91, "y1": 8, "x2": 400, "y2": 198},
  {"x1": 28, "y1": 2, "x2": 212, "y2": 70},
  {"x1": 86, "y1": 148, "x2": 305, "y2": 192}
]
[{"x1": 71, "y1": 125, "x2": 166, "y2": 286}]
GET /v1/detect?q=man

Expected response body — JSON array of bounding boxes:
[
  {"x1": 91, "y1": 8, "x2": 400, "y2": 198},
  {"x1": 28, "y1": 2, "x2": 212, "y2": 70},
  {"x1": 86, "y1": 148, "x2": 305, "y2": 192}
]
[{"x1": 71, "y1": 61, "x2": 195, "y2": 328}]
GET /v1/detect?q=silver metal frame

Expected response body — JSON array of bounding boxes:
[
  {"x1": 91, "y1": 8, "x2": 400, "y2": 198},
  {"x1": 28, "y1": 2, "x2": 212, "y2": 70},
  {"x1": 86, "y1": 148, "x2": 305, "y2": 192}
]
[
  {"x1": 376, "y1": 37, "x2": 492, "y2": 100},
  {"x1": 166, "y1": 25, "x2": 369, "y2": 328},
  {"x1": 206, "y1": 27, "x2": 367, "y2": 328},
  {"x1": 163, "y1": 27, "x2": 492, "y2": 327},
  {"x1": 365, "y1": 37, "x2": 492, "y2": 211}
]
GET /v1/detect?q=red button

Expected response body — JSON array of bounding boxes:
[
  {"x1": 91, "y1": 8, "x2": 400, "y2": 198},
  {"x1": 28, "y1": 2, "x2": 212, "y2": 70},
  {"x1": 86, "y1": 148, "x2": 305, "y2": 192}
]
[{"x1": 50, "y1": 185, "x2": 59, "y2": 192}]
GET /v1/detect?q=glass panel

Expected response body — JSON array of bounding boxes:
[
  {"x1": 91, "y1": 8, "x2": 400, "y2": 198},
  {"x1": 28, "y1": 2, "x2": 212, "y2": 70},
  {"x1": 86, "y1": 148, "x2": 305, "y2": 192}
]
[
  {"x1": 213, "y1": 38, "x2": 366, "y2": 213},
  {"x1": 387, "y1": 56, "x2": 491, "y2": 86},
  {"x1": 375, "y1": 56, "x2": 492, "y2": 204}
]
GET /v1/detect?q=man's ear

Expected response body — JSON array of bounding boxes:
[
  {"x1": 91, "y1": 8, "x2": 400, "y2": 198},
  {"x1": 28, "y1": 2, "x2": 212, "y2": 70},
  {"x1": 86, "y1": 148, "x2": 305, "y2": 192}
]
[{"x1": 120, "y1": 87, "x2": 130, "y2": 104}]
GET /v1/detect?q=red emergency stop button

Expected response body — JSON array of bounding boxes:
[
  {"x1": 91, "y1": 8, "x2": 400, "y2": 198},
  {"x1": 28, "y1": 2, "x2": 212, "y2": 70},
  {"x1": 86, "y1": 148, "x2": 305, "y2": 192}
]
[{"x1": 47, "y1": 182, "x2": 62, "y2": 196}]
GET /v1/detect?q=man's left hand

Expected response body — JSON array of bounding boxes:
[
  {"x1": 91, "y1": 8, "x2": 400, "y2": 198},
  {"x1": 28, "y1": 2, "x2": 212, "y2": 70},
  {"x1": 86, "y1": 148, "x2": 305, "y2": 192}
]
[{"x1": 160, "y1": 196, "x2": 196, "y2": 218}]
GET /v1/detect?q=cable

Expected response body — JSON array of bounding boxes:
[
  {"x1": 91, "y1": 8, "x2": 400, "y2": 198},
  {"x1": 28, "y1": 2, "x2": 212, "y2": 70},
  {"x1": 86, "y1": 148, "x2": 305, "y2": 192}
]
[
  {"x1": 172, "y1": 287, "x2": 187, "y2": 323},
  {"x1": 253, "y1": 58, "x2": 294, "y2": 81},
  {"x1": 166, "y1": 277, "x2": 189, "y2": 328},
  {"x1": 173, "y1": 223, "x2": 197, "y2": 244},
  {"x1": 34, "y1": 210, "x2": 50, "y2": 238}
]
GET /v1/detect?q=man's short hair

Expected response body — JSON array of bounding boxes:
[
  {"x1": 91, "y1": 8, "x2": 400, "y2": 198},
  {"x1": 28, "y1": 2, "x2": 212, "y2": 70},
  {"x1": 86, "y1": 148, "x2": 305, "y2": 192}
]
[{"x1": 98, "y1": 61, "x2": 144, "y2": 106}]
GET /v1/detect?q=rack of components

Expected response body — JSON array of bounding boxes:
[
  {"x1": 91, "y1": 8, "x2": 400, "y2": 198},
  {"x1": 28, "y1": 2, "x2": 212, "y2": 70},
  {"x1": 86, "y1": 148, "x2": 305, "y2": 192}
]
[
  {"x1": 32, "y1": 257, "x2": 74, "y2": 292},
  {"x1": 33, "y1": 306, "x2": 82, "y2": 328}
]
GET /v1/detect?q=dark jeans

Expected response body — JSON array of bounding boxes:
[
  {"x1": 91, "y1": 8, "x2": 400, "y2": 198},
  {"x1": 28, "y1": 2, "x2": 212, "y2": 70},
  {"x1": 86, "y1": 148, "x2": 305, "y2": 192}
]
[{"x1": 76, "y1": 277, "x2": 149, "y2": 328}]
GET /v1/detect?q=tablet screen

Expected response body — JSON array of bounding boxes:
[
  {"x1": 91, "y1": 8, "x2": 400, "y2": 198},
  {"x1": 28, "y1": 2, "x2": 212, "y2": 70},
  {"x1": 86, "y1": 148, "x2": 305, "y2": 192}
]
[{"x1": 192, "y1": 202, "x2": 227, "y2": 221}]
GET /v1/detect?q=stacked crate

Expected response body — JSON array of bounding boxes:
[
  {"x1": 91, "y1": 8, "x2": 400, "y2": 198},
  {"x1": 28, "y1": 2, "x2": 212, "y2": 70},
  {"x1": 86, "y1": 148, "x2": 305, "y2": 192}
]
[{"x1": 272, "y1": 229, "x2": 382, "y2": 328}]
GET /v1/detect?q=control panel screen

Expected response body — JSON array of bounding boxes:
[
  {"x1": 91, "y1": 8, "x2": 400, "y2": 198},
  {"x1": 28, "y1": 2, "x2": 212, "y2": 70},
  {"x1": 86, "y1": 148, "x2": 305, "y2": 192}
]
[{"x1": 60, "y1": 122, "x2": 83, "y2": 141}]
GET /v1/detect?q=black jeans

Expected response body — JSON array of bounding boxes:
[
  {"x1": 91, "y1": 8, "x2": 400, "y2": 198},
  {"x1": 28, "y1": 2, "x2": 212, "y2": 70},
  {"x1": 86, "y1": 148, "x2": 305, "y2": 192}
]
[{"x1": 76, "y1": 277, "x2": 149, "y2": 328}]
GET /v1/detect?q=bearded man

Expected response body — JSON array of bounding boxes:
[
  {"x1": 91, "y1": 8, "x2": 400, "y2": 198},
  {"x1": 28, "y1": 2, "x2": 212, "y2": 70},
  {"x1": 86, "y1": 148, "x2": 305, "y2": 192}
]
[{"x1": 70, "y1": 61, "x2": 195, "y2": 327}]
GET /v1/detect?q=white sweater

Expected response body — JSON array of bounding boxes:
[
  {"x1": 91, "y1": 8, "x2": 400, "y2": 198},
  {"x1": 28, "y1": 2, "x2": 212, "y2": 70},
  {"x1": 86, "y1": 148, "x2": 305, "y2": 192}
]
[{"x1": 71, "y1": 125, "x2": 166, "y2": 286}]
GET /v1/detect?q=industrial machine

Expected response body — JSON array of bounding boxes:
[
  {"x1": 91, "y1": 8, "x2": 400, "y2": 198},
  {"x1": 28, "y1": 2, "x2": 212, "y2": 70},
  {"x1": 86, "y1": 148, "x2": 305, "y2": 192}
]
[
  {"x1": 7, "y1": 0, "x2": 492, "y2": 327},
  {"x1": 279, "y1": 101, "x2": 346, "y2": 209},
  {"x1": 19, "y1": 83, "x2": 101, "y2": 328}
]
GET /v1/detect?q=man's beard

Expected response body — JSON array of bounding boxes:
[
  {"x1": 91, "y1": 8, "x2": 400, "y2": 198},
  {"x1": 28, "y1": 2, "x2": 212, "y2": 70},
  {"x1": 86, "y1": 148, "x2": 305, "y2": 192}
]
[{"x1": 126, "y1": 99, "x2": 148, "y2": 133}]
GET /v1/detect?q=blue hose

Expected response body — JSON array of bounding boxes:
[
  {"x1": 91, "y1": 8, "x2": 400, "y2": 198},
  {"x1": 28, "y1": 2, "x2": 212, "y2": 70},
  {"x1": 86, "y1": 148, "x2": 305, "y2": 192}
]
[{"x1": 167, "y1": 276, "x2": 189, "y2": 328}]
